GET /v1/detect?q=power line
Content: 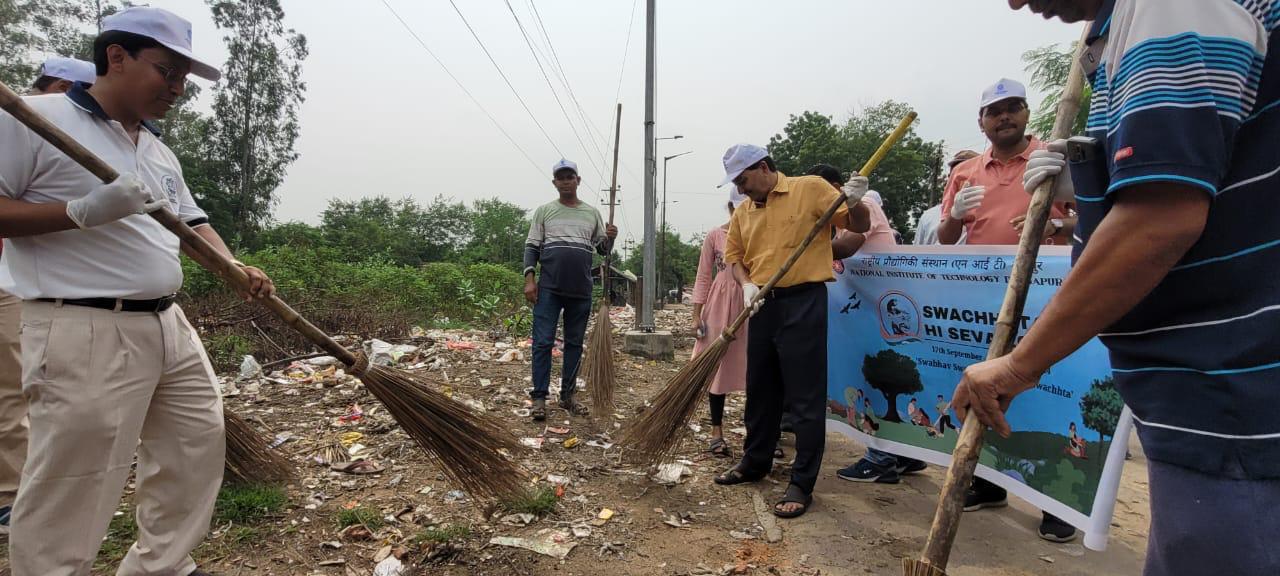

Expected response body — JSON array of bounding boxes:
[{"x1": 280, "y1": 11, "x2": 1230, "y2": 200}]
[
  {"x1": 445, "y1": 0, "x2": 569, "y2": 166},
  {"x1": 376, "y1": 0, "x2": 543, "y2": 177},
  {"x1": 613, "y1": 0, "x2": 640, "y2": 108},
  {"x1": 503, "y1": 0, "x2": 607, "y2": 191}
]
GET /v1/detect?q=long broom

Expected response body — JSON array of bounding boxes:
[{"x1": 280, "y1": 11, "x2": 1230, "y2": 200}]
[
  {"x1": 584, "y1": 103, "x2": 623, "y2": 415},
  {"x1": 903, "y1": 29, "x2": 1091, "y2": 576},
  {"x1": 223, "y1": 409, "x2": 294, "y2": 485},
  {"x1": 617, "y1": 111, "x2": 918, "y2": 466},
  {"x1": 0, "y1": 80, "x2": 527, "y2": 501}
]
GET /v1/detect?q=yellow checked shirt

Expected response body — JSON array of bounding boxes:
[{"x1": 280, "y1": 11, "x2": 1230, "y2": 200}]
[{"x1": 724, "y1": 173, "x2": 852, "y2": 288}]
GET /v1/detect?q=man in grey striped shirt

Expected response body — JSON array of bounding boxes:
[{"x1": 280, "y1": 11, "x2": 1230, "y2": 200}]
[{"x1": 523, "y1": 159, "x2": 616, "y2": 421}]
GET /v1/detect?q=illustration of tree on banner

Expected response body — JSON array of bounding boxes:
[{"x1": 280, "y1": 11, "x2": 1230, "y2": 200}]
[
  {"x1": 862, "y1": 349, "x2": 922, "y2": 423},
  {"x1": 1079, "y1": 376, "x2": 1123, "y2": 465}
]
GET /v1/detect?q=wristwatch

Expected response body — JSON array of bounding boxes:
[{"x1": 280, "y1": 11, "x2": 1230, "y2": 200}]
[{"x1": 1047, "y1": 218, "x2": 1064, "y2": 236}]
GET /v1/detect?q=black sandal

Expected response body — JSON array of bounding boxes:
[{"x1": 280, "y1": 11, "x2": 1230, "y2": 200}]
[
  {"x1": 773, "y1": 484, "x2": 812, "y2": 519},
  {"x1": 709, "y1": 437, "x2": 732, "y2": 458},
  {"x1": 714, "y1": 463, "x2": 765, "y2": 486},
  {"x1": 531, "y1": 399, "x2": 547, "y2": 422}
]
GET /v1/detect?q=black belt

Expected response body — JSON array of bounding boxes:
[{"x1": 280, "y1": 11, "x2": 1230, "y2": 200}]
[
  {"x1": 765, "y1": 282, "x2": 825, "y2": 299},
  {"x1": 38, "y1": 295, "x2": 177, "y2": 313}
]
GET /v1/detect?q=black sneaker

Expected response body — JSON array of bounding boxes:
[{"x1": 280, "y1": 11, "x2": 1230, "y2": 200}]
[
  {"x1": 962, "y1": 484, "x2": 1008, "y2": 511},
  {"x1": 0, "y1": 504, "x2": 10, "y2": 536},
  {"x1": 895, "y1": 458, "x2": 928, "y2": 476},
  {"x1": 836, "y1": 458, "x2": 900, "y2": 484},
  {"x1": 1038, "y1": 513, "x2": 1078, "y2": 543}
]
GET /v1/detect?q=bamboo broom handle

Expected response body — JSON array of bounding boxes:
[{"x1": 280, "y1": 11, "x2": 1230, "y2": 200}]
[
  {"x1": 601, "y1": 103, "x2": 622, "y2": 291},
  {"x1": 915, "y1": 27, "x2": 1091, "y2": 572},
  {"x1": 0, "y1": 80, "x2": 358, "y2": 367},
  {"x1": 721, "y1": 111, "x2": 917, "y2": 337}
]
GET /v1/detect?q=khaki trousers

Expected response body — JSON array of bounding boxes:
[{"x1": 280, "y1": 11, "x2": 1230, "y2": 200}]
[
  {"x1": 8, "y1": 301, "x2": 224, "y2": 576},
  {"x1": 0, "y1": 289, "x2": 23, "y2": 508}
]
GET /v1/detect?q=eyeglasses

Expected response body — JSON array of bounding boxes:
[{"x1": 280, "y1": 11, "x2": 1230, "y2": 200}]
[
  {"x1": 982, "y1": 99, "x2": 1026, "y2": 118},
  {"x1": 135, "y1": 55, "x2": 189, "y2": 85},
  {"x1": 732, "y1": 166, "x2": 758, "y2": 187}
]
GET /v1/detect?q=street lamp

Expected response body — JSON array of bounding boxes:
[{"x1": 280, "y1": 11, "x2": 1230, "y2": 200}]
[{"x1": 658, "y1": 150, "x2": 692, "y2": 306}]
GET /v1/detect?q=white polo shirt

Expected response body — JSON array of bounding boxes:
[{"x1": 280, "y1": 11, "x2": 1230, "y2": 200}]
[{"x1": 0, "y1": 85, "x2": 208, "y2": 300}]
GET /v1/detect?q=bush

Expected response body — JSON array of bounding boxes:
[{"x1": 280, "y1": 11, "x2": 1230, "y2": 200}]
[{"x1": 179, "y1": 247, "x2": 526, "y2": 371}]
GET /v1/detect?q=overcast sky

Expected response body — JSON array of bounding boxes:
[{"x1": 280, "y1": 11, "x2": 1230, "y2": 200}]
[{"x1": 140, "y1": 0, "x2": 1080, "y2": 248}]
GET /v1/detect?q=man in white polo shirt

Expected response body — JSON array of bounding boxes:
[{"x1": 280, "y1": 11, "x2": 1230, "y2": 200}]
[
  {"x1": 0, "y1": 56, "x2": 98, "y2": 536},
  {"x1": 27, "y1": 56, "x2": 97, "y2": 95},
  {"x1": 0, "y1": 7, "x2": 275, "y2": 575}
]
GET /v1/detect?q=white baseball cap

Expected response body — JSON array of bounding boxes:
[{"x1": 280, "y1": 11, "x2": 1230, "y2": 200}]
[
  {"x1": 718, "y1": 143, "x2": 768, "y2": 187},
  {"x1": 979, "y1": 78, "x2": 1027, "y2": 109},
  {"x1": 865, "y1": 190, "x2": 884, "y2": 207},
  {"x1": 38, "y1": 57, "x2": 96, "y2": 85},
  {"x1": 102, "y1": 6, "x2": 221, "y2": 81},
  {"x1": 551, "y1": 159, "x2": 578, "y2": 177},
  {"x1": 729, "y1": 185, "x2": 748, "y2": 208}
]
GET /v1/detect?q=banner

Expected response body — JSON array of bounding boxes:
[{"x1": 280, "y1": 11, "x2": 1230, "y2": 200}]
[{"x1": 825, "y1": 245, "x2": 1131, "y2": 551}]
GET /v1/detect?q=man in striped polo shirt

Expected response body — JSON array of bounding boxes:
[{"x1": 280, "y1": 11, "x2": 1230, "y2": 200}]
[
  {"x1": 523, "y1": 159, "x2": 616, "y2": 421},
  {"x1": 958, "y1": 0, "x2": 1280, "y2": 572}
]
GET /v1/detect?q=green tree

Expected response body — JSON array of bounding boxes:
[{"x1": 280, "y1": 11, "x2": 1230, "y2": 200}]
[
  {"x1": 622, "y1": 227, "x2": 701, "y2": 299},
  {"x1": 861, "y1": 349, "x2": 923, "y2": 423},
  {"x1": 318, "y1": 195, "x2": 472, "y2": 266},
  {"x1": 203, "y1": 0, "x2": 307, "y2": 247},
  {"x1": 767, "y1": 101, "x2": 945, "y2": 238},
  {"x1": 1023, "y1": 42, "x2": 1092, "y2": 139},
  {"x1": 465, "y1": 198, "x2": 529, "y2": 269},
  {"x1": 0, "y1": 0, "x2": 120, "y2": 87},
  {"x1": 1079, "y1": 376, "x2": 1123, "y2": 463}
]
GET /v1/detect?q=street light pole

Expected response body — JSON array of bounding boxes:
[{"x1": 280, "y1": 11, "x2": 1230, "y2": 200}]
[{"x1": 659, "y1": 150, "x2": 692, "y2": 306}]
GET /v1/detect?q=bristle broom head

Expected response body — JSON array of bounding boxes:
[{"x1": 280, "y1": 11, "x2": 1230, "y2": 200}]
[
  {"x1": 223, "y1": 409, "x2": 295, "y2": 485},
  {"x1": 617, "y1": 336, "x2": 731, "y2": 466},
  {"x1": 358, "y1": 364, "x2": 527, "y2": 501},
  {"x1": 902, "y1": 559, "x2": 947, "y2": 576},
  {"x1": 585, "y1": 302, "x2": 617, "y2": 416}
]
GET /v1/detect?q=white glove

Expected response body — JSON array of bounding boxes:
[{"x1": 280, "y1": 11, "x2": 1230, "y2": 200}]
[
  {"x1": 66, "y1": 173, "x2": 166, "y2": 229},
  {"x1": 741, "y1": 283, "x2": 762, "y2": 316},
  {"x1": 842, "y1": 173, "x2": 869, "y2": 207},
  {"x1": 1023, "y1": 139, "x2": 1074, "y2": 202},
  {"x1": 950, "y1": 183, "x2": 986, "y2": 220}
]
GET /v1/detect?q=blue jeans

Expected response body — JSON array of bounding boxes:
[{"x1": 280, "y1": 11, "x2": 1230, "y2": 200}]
[
  {"x1": 863, "y1": 448, "x2": 899, "y2": 468},
  {"x1": 530, "y1": 288, "x2": 592, "y2": 401}
]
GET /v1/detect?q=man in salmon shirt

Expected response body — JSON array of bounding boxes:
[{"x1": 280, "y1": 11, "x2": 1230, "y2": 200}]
[{"x1": 938, "y1": 78, "x2": 1074, "y2": 246}]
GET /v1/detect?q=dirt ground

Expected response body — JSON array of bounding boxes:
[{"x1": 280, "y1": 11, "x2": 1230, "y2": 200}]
[{"x1": 0, "y1": 304, "x2": 1150, "y2": 575}]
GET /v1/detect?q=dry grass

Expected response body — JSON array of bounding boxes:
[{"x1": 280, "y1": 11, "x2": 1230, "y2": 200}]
[
  {"x1": 617, "y1": 335, "x2": 732, "y2": 466},
  {"x1": 584, "y1": 301, "x2": 616, "y2": 415}
]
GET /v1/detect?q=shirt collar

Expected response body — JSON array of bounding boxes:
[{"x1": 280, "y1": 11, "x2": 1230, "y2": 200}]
[
  {"x1": 65, "y1": 82, "x2": 162, "y2": 137},
  {"x1": 982, "y1": 135, "x2": 1040, "y2": 166},
  {"x1": 769, "y1": 172, "x2": 792, "y2": 196},
  {"x1": 1087, "y1": 0, "x2": 1116, "y2": 45}
]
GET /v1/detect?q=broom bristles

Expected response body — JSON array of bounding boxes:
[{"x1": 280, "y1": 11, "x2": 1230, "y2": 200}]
[
  {"x1": 358, "y1": 364, "x2": 527, "y2": 501},
  {"x1": 224, "y1": 409, "x2": 295, "y2": 485},
  {"x1": 902, "y1": 559, "x2": 947, "y2": 576},
  {"x1": 617, "y1": 336, "x2": 731, "y2": 466},
  {"x1": 585, "y1": 301, "x2": 616, "y2": 415}
]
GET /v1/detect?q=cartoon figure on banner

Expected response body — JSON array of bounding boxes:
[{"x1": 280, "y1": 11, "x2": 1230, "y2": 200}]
[
  {"x1": 1066, "y1": 422, "x2": 1088, "y2": 460},
  {"x1": 878, "y1": 291, "x2": 921, "y2": 342}
]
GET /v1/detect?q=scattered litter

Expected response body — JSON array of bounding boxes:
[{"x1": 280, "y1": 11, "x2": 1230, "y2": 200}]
[
  {"x1": 501, "y1": 513, "x2": 536, "y2": 526},
  {"x1": 335, "y1": 403, "x2": 363, "y2": 425},
  {"x1": 520, "y1": 437, "x2": 545, "y2": 449},
  {"x1": 237, "y1": 355, "x2": 262, "y2": 381},
  {"x1": 497, "y1": 349, "x2": 524, "y2": 363},
  {"x1": 317, "y1": 559, "x2": 345, "y2": 567},
  {"x1": 545, "y1": 426, "x2": 571, "y2": 435},
  {"x1": 330, "y1": 460, "x2": 384, "y2": 475},
  {"x1": 446, "y1": 340, "x2": 478, "y2": 351},
  {"x1": 339, "y1": 432, "x2": 364, "y2": 447},
  {"x1": 338, "y1": 524, "x2": 372, "y2": 541},
  {"x1": 546, "y1": 474, "x2": 571, "y2": 486},
  {"x1": 572, "y1": 525, "x2": 592, "y2": 538},
  {"x1": 443, "y1": 490, "x2": 467, "y2": 503},
  {"x1": 305, "y1": 355, "x2": 339, "y2": 366},
  {"x1": 372, "y1": 555, "x2": 405, "y2": 576},
  {"x1": 268, "y1": 432, "x2": 294, "y2": 449},
  {"x1": 652, "y1": 462, "x2": 690, "y2": 485},
  {"x1": 729, "y1": 530, "x2": 756, "y2": 540},
  {"x1": 490, "y1": 532, "x2": 576, "y2": 560},
  {"x1": 591, "y1": 508, "x2": 615, "y2": 527},
  {"x1": 366, "y1": 339, "x2": 419, "y2": 366},
  {"x1": 1039, "y1": 556, "x2": 1056, "y2": 564},
  {"x1": 319, "y1": 540, "x2": 341, "y2": 549},
  {"x1": 563, "y1": 437, "x2": 581, "y2": 449},
  {"x1": 586, "y1": 440, "x2": 614, "y2": 450}
]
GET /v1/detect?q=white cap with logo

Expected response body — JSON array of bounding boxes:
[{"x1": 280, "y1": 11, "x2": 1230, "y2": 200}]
[
  {"x1": 39, "y1": 57, "x2": 96, "y2": 85},
  {"x1": 102, "y1": 6, "x2": 221, "y2": 81},
  {"x1": 551, "y1": 159, "x2": 578, "y2": 177},
  {"x1": 979, "y1": 78, "x2": 1027, "y2": 109},
  {"x1": 718, "y1": 143, "x2": 768, "y2": 187}
]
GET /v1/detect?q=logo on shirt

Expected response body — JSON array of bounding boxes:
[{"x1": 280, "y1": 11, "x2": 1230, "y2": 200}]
[
  {"x1": 877, "y1": 291, "x2": 921, "y2": 343},
  {"x1": 1114, "y1": 146, "x2": 1134, "y2": 162},
  {"x1": 161, "y1": 175, "x2": 180, "y2": 208}
]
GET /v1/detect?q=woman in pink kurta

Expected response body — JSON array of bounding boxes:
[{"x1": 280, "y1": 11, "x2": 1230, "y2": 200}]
[{"x1": 692, "y1": 195, "x2": 749, "y2": 457}]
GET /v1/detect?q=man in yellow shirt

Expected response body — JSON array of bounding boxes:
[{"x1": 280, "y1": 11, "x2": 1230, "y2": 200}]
[{"x1": 712, "y1": 144, "x2": 870, "y2": 519}]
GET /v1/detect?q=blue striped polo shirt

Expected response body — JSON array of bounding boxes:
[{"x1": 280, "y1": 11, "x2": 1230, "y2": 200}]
[{"x1": 1072, "y1": 0, "x2": 1280, "y2": 479}]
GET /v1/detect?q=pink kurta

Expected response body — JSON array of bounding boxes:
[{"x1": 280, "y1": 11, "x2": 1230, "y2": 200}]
[{"x1": 692, "y1": 226, "x2": 747, "y2": 395}]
